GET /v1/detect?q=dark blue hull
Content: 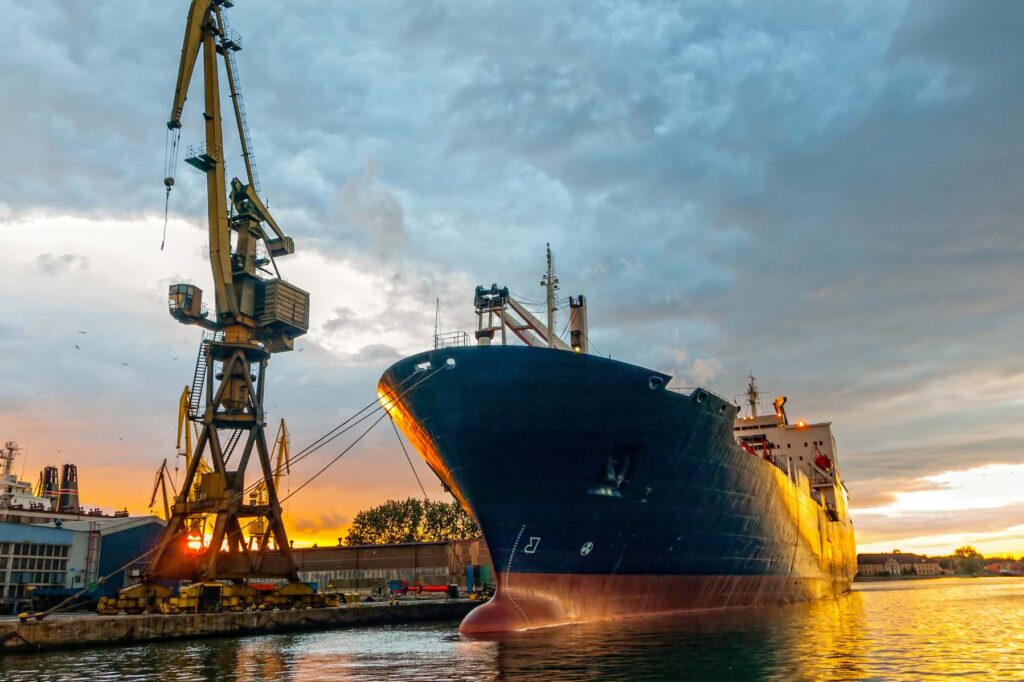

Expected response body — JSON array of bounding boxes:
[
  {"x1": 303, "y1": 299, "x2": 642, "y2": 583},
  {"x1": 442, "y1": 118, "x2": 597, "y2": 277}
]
[{"x1": 380, "y1": 346, "x2": 855, "y2": 631}]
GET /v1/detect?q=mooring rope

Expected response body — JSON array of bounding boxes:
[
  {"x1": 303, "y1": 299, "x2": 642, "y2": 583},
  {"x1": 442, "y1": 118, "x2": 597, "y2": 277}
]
[{"x1": 38, "y1": 363, "x2": 444, "y2": 617}]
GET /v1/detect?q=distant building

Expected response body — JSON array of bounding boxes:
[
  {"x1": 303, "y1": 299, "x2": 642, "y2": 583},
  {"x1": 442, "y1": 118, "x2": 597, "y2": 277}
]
[
  {"x1": 984, "y1": 561, "x2": 1024, "y2": 575},
  {"x1": 857, "y1": 552, "x2": 941, "y2": 577},
  {"x1": 0, "y1": 516, "x2": 164, "y2": 610}
]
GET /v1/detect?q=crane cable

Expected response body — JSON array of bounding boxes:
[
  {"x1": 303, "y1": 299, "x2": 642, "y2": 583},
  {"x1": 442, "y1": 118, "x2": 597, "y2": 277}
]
[
  {"x1": 139, "y1": 365, "x2": 444, "y2": 583},
  {"x1": 38, "y1": 364, "x2": 445, "y2": 617},
  {"x1": 40, "y1": 401, "x2": 390, "y2": 619},
  {"x1": 161, "y1": 127, "x2": 181, "y2": 251}
]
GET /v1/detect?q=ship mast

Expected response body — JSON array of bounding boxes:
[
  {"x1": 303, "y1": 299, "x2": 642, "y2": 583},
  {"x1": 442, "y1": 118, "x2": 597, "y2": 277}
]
[
  {"x1": 1, "y1": 442, "x2": 18, "y2": 477},
  {"x1": 747, "y1": 373, "x2": 759, "y2": 418},
  {"x1": 541, "y1": 243, "x2": 559, "y2": 348}
]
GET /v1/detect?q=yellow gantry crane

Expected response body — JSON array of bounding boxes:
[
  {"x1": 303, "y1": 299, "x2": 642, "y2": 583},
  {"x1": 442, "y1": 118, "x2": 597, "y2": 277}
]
[
  {"x1": 149, "y1": 459, "x2": 176, "y2": 521},
  {"x1": 249, "y1": 419, "x2": 290, "y2": 548},
  {"x1": 146, "y1": 0, "x2": 310, "y2": 584},
  {"x1": 177, "y1": 386, "x2": 212, "y2": 501}
]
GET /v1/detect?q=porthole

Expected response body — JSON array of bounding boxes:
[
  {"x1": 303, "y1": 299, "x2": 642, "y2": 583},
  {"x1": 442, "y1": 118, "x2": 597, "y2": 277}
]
[{"x1": 649, "y1": 376, "x2": 664, "y2": 390}]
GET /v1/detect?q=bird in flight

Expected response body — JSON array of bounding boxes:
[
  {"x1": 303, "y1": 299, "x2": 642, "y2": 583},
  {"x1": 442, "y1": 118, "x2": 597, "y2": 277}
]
[
  {"x1": 74, "y1": 344, "x2": 80, "y2": 350},
  {"x1": 77, "y1": 330, "x2": 88, "y2": 335},
  {"x1": 120, "y1": 362, "x2": 129, "y2": 367}
]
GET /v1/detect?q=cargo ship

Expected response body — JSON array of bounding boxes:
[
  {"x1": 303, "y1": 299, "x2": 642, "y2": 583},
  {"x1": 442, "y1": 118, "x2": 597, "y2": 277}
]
[{"x1": 379, "y1": 248, "x2": 857, "y2": 632}]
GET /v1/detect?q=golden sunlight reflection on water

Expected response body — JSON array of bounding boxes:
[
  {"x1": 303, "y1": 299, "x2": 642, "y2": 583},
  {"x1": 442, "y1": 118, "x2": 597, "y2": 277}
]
[{"x1": 2, "y1": 577, "x2": 1021, "y2": 680}]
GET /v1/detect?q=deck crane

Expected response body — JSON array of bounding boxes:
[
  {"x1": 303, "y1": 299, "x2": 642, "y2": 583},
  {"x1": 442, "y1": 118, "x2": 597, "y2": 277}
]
[{"x1": 146, "y1": 0, "x2": 310, "y2": 585}]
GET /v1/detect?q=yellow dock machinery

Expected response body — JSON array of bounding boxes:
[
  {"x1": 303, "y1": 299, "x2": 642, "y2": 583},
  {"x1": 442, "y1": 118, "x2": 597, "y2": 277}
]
[
  {"x1": 177, "y1": 386, "x2": 213, "y2": 504},
  {"x1": 248, "y1": 418, "x2": 290, "y2": 548},
  {"x1": 148, "y1": 459, "x2": 175, "y2": 521},
  {"x1": 144, "y1": 0, "x2": 310, "y2": 586}
]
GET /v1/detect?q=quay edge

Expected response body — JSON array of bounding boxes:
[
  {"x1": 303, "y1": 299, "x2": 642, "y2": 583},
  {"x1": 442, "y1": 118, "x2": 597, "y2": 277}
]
[{"x1": 0, "y1": 599, "x2": 480, "y2": 653}]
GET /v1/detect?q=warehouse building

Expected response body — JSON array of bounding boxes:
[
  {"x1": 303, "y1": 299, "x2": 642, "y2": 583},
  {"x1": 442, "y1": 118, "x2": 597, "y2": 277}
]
[
  {"x1": 293, "y1": 539, "x2": 493, "y2": 594},
  {"x1": 0, "y1": 516, "x2": 164, "y2": 611}
]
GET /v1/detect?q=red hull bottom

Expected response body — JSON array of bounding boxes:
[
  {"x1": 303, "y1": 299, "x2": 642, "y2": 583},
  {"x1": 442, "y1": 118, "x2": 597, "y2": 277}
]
[{"x1": 460, "y1": 572, "x2": 847, "y2": 633}]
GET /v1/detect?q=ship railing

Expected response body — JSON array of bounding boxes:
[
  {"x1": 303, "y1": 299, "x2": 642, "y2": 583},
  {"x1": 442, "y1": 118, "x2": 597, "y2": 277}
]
[
  {"x1": 434, "y1": 331, "x2": 469, "y2": 349},
  {"x1": 666, "y1": 385, "x2": 733, "y2": 404}
]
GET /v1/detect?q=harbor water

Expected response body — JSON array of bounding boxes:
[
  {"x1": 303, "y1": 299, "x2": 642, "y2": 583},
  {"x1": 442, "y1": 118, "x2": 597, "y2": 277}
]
[{"x1": 2, "y1": 577, "x2": 1021, "y2": 680}]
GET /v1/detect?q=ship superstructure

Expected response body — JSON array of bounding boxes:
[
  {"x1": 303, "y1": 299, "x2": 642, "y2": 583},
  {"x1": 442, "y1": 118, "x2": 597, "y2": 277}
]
[
  {"x1": 733, "y1": 375, "x2": 848, "y2": 524},
  {"x1": 379, "y1": 249, "x2": 857, "y2": 632},
  {"x1": 0, "y1": 442, "x2": 53, "y2": 512},
  {"x1": 0, "y1": 441, "x2": 129, "y2": 523}
]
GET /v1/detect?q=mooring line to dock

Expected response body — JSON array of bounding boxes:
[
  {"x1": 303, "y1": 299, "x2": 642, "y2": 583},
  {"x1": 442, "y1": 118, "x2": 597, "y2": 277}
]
[
  {"x1": 138, "y1": 364, "x2": 445, "y2": 584},
  {"x1": 38, "y1": 364, "x2": 446, "y2": 618},
  {"x1": 390, "y1": 418, "x2": 430, "y2": 501}
]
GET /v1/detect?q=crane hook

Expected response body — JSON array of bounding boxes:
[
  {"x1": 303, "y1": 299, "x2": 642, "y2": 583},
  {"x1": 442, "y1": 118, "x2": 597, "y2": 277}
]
[{"x1": 160, "y1": 183, "x2": 172, "y2": 251}]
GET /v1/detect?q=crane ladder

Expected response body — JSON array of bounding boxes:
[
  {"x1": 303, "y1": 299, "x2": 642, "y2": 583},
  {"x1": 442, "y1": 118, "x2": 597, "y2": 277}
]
[
  {"x1": 217, "y1": 12, "x2": 260, "y2": 193},
  {"x1": 189, "y1": 332, "x2": 223, "y2": 419},
  {"x1": 222, "y1": 429, "x2": 243, "y2": 463}
]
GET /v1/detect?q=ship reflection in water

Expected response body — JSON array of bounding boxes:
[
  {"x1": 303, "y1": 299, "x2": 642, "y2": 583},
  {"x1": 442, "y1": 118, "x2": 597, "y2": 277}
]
[{"x1": 2, "y1": 578, "x2": 1022, "y2": 680}]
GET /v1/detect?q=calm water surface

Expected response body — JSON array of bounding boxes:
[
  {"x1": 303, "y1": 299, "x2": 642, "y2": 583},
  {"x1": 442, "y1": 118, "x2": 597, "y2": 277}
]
[{"x1": 3, "y1": 577, "x2": 1022, "y2": 680}]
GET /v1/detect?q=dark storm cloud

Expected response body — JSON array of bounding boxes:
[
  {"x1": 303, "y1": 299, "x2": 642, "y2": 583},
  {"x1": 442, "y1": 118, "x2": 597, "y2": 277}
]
[{"x1": 3, "y1": 0, "x2": 1023, "y2": 502}]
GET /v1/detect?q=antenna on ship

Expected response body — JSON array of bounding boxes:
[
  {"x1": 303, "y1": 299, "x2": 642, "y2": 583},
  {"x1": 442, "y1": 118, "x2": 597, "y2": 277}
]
[
  {"x1": 1, "y1": 441, "x2": 18, "y2": 477},
  {"x1": 434, "y1": 297, "x2": 440, "y2": 342},
  {"x1": 747, "y1": 373, "x2": 759, "y2": 418},
  {"x1": 541, "y1": 243, "x2": 559, "y2": 348}
]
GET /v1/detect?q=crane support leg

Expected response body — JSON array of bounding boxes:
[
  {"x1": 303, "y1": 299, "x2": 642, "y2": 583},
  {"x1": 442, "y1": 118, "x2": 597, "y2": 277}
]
[{"x1": 144, "y1": 339, "x2": 297, "y2": 582}]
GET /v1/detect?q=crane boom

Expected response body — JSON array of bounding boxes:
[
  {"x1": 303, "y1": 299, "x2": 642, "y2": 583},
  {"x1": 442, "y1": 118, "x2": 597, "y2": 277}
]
[
  {"x1": 271, "y1": 419, "x2": 291, "y2": 492},
  {"x1": 167, "y1": 0, "x2": 210, "y2": 130}
]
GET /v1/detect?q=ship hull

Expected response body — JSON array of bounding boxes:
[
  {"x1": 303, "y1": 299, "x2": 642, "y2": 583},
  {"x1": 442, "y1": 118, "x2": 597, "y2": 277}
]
[{"x1": 379, "y1": 346, "x2": 857, "y2": 633}]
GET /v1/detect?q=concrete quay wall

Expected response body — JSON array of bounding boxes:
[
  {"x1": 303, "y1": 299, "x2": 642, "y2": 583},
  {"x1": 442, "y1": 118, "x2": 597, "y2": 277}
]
[{"x1": 0, "y1": 599, "x2": 479, "y2": 653}]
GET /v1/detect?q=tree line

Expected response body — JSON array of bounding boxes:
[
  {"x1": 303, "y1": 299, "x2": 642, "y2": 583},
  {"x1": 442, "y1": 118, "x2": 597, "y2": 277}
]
[{"x1": 344, "y1": 497, "x2": 481, "y2": 545}]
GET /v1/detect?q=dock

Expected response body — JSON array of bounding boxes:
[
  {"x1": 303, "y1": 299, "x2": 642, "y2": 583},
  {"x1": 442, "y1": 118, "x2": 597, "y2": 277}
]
[{"x1": 0, "y1": 599, "x2": 480, "y2": 653}]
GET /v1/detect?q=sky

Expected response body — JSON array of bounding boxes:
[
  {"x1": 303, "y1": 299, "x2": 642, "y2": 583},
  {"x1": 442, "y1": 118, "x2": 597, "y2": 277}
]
[{"x1": 1, "y1": 0, "x2": 1022, "y2": 557}]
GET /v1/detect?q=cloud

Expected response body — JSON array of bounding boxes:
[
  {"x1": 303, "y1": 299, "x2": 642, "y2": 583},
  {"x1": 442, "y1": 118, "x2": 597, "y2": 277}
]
[
  {"x1": 333, "y1": 162, "x2": 407, "y2": 255},
  {"x1": 293, "y1": 510, "x2": 349, "y2": 536},
  {"x1": 323, "y1": 307, "x2": 358, "y2": 334},
  {"x1": 350, "y1": 343, "x2": 401, "y2": 365},
  {"x1": 2, "y1": 0, "x2": 1024, "y2": 552},
  {"x1": 34, "y1": 253, "x2": 88, "y2": 276}
]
